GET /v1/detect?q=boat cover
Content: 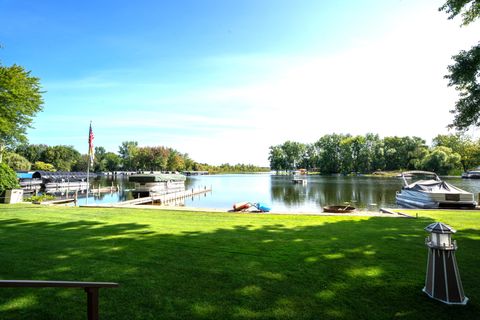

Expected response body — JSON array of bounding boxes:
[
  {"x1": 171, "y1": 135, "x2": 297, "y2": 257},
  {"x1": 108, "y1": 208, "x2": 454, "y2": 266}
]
[
  {"x1": 32, "y1": 171, "x2": 96, "y2": 182},
  {"x1": 128, "y1": 174, "x2": 186, "y2": 183},
  {"x1": 405, "y1": 179, "x2": 470, "y2": 194}
]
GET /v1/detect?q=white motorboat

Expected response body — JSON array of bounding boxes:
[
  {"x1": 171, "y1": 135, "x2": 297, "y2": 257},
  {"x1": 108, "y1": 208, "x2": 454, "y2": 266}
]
[
  {"x1": 395, "y1": 171, "x2": 477, "y2": 209},
  {"x1": 461, "y1": 170, "x2": 480, "y2": 179}
]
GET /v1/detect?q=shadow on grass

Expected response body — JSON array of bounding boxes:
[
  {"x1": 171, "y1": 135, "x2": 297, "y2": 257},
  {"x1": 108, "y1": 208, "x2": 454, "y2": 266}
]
[{"x1": 0, "y1": 213, "x2": 479, "y2": 319}]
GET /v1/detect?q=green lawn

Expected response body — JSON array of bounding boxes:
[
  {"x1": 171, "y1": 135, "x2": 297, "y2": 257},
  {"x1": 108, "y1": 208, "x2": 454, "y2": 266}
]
[{"x1": 0, "y1": 205, "x2": 479, "y2": 319}]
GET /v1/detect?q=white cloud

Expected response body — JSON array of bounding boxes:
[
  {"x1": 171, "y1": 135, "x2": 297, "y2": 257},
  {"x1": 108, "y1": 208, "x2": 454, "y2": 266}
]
[{"x1": 174, "y1": 5, "x2": 480, "y2": 165}]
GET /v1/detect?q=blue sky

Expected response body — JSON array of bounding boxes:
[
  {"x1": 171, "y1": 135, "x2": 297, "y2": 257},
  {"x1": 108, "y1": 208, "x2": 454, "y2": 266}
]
[{"x1": 1, "y1": 0, "x2": 479, "y2": 166}]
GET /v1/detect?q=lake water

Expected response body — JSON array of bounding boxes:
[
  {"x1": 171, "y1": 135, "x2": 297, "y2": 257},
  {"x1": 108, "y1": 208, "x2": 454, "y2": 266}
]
[{"x1": 72, "y1": 173, "x2": 480, "y2": 212}]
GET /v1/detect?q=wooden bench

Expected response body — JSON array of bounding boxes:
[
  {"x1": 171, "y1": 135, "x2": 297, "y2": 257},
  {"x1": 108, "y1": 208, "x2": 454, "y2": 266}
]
[{"x1": 0, "y1": 280, "x2": 119, "y2": 320}]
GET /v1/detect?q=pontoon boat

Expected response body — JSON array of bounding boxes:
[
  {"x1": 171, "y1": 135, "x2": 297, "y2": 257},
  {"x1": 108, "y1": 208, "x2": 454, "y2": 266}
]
[{"x1": 395, "y1": 171, "x2": 476, "y2": 209}]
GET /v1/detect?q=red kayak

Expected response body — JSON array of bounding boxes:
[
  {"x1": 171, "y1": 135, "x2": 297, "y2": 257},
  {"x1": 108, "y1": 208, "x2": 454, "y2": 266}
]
[{"x1": 233, "y1": 202, "x2": 251, "y2": 211}]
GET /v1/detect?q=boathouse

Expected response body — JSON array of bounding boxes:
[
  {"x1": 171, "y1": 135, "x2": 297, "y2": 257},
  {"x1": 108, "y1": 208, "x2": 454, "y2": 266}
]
[{"x1": 32, "y1": 171, "x2": 97, "y2": 183}]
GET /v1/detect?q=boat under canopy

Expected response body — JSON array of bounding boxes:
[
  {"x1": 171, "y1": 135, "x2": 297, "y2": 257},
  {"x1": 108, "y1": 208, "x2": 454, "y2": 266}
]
[
  {"x1": 129, "y1": 173, "x2": 186, "y2": 197},
  {"x1": 32, "y1": 171, "x2": 96, "y2": 182},
  {"x1": 395, "y1": 171, "x2": 476, "y2": 209}
]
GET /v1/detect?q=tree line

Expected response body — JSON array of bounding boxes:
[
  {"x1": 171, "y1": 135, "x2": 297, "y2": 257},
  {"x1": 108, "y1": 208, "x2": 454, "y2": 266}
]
[
  {"x1": 269, "y1": 133, "x2": 480, "y2": 175},
  {"x1": 5, "y1": 141, "x2": 267, "y2": 173}
]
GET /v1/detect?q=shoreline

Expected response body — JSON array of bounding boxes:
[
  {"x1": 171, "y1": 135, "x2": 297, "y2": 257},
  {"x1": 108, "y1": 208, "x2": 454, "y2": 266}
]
[{"x1": 80, "y1": 203, "x2": 410, "y2": 217}]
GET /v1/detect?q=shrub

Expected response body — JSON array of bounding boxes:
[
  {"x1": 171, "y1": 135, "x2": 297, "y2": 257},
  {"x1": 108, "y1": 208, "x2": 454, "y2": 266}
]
[
  {"x1": 24, "y1": 194, "x2": 56, "y2": 203},
  {"x1": 32, "y1": 161, "x2": 56, "y2": 172},
  {"x1": 0, "y1": 163, "x2": 20, "y2": 202},
  {"x1": 4, "y1": 152, "x2": 31, "y2": 171}
]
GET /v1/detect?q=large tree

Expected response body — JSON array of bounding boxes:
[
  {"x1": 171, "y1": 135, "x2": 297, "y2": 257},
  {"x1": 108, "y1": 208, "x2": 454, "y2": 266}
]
[
  {"x1": 119, "y1": 141, "x2": 139, "y2": 171},
  {"x1": 15, "y1": 143, "x2": 48, "y2": 163},
  {"x1": 103, "y1": 152, "x2": 121, "y2": 172},
  {"x1": 420, "y1": 146, "x2": 462, "y2": 175},
  {"x1": 440, "y1": 1, "x2": 480, "y2": 130},
  {"x1": 433, "y1": 133, "x2": 480, "y2": 171},
  {"x1": 314, "y1": 134, "x2": 345, "y2": 174},
  {"x1": 42, "y1": 145, "x2": 81, "y2": 171},
  {"x1": 0, "y1": 64, "x2": 44, "y2": 162},
  {"x1": 281, "y1": 141, "x2": 306, "y2": 171},
  {"x1": 268, "y1": 145, "x2": 287, "y2": 173}
]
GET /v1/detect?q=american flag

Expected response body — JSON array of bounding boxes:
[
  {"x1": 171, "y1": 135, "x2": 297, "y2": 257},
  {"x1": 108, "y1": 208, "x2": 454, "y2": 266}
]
[{"x1": 88, "y1": 122, "x2": 94, "y2": 166}]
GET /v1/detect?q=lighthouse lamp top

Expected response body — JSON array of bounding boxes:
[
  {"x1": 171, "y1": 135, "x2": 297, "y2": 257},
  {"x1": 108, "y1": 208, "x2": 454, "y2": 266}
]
[{"x1": 425, "y1": 222, "x2": 456, "y2": 234}]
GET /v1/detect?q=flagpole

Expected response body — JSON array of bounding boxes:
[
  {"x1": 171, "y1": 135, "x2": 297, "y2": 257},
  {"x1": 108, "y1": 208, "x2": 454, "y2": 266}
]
[
  {"x1": 86, "y1": 121, "x2": 91, "y2": 205},
  {"x1": 86, "y1": 155, "x2": 90, "y2": 205}
]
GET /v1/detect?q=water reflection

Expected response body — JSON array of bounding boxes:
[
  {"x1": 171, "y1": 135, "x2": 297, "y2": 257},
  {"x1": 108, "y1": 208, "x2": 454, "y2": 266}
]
[{"x1": 269, "y1": 175, "x2": 400, "y2": 211}]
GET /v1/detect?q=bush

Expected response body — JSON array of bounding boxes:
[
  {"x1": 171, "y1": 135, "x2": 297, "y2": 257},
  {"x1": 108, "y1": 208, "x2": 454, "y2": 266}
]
[
  {"x1": 24, "y1": 194, "x2": 56, "y2": 203},
  {"x1": 32, "y1": 161, "x2": 56, "y2": 172},
  {"x1": 0, "y1": 163, "x2": 20, "y2": 202},
  {"x1": 4, "y1": 152, "x2": 31, "y2": 171}
]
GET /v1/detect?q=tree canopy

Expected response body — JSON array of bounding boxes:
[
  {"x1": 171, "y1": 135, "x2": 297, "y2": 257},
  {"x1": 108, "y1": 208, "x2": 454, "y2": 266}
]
[
  {"x1": 440, "y1": 0, "x2": 480, "y2": 25},
  {"x1": 440, "y1": 0, "x2": 480, "y2": 130},
  {"x1": 16, "y1": 144, "x2": 80, "y2": 172},
  {"x1": 0, "y1": 64, "x2": 43, "y2": 161}
]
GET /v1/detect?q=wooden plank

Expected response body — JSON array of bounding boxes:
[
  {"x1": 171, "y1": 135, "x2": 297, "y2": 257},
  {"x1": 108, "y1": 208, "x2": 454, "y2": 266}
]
[
  {"x1": 380, "y1": 208, "x2": 415, "y2": 218},
  {"x1": 0, "y1": 280, "x2": 118, "y2": 288}
]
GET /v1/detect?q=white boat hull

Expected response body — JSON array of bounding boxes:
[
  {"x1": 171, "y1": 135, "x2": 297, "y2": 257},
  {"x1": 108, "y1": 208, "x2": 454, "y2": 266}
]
[
  {"x1": 132, "y1": 181, "x2": 185, "y2": 197},
  {"x1": 396, "y1": 190, "x2": 476, "y2": 209},
  {"x1": 45, "y1": 181, "x2": 88, "y2": 189}
]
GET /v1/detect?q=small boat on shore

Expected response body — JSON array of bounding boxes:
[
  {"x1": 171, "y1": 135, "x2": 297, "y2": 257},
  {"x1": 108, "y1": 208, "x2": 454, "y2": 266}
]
[
  {"x1": 254, "y1": 202, "x2": 271, "y2": 212},
  {"x1": 395, "y1": 171, "x2": 476, "y2": 209},
  {"x1": 233, "y1": 202, "x2": 251, "y2": 211},
  {"x1": 231, "y1": 202, "x2": 271, "y2": 212},
  {"x1": 323, "y1": 205, "x2": 356, "y2": 213}
]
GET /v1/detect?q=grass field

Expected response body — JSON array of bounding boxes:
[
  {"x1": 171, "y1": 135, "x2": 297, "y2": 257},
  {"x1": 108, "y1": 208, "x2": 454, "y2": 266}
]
[{"x1": 0, "y1": 205, "x2": 479, "y2": 319}]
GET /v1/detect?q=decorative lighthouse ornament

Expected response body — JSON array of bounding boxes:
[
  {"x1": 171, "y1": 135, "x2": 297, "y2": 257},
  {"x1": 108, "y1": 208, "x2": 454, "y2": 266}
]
[{"x1": 423, "y1": 222, "x2": 468, "y2": 305}]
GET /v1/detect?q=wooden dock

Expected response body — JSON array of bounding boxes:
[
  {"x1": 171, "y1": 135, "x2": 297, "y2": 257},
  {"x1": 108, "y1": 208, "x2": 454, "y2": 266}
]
[
  {"x1": 114, "y1": 187, "x2": 212, "y2": 207},
  {"x1": 90, "y1": 185, "x2": 119, "y2": 193}
]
